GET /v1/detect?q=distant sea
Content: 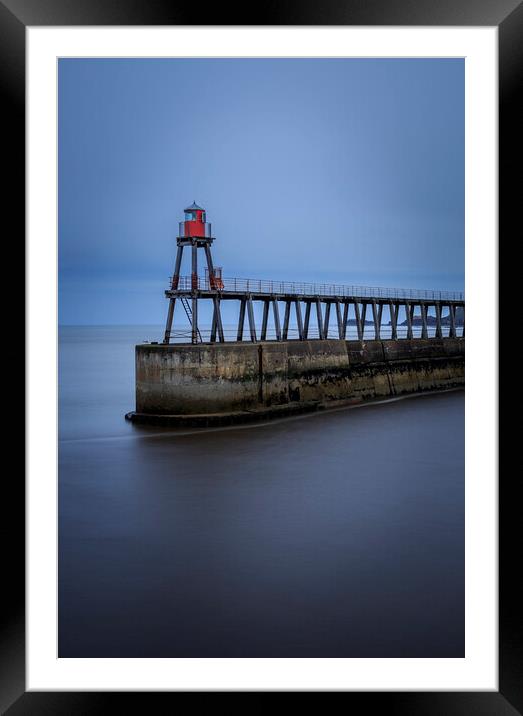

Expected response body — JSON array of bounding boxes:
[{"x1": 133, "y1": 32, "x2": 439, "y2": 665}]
[{"x1": 59, "y1": 325, "x2": 464, "y2": 657}]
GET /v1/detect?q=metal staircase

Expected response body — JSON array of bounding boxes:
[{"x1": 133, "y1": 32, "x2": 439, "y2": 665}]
[{"x1": 180, "y1": 296, "x2": 202, "y2": 343}]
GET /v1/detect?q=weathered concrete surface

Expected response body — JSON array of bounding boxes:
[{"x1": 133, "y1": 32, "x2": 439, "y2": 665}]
[
  {"x1": 132, "y1": 338, "x2": 464, "y2": 422},
  {"x1": 346, "y1": 338, "x2": 464, "y2": 401}
]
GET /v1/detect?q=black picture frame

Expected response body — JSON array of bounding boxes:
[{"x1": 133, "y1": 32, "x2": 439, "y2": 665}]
[{"x1": 4, "y1": 0, "x2": 515, "y2": 711}]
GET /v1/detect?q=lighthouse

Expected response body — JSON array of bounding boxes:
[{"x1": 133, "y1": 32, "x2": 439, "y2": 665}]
[
  {"x1": 181, "y1": 201, "x2": 210, "y2": 239},
  {"x1": 163, "y1": 202, "x2": 223, "y2": 344}
]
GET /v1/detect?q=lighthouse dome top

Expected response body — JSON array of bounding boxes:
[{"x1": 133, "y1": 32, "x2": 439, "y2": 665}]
[{"x1": 184, "y1": 201, "x2": 204, "y2": 212}]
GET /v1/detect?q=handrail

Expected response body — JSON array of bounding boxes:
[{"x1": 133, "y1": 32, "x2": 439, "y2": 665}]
[{"x1": 167, "y1": 276, "x2": 464, "y2": 302}]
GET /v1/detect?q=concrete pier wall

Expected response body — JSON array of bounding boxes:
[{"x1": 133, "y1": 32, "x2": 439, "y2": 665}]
[{"x1": 133, "y1": 338, "x2": 464, "y2": 422}]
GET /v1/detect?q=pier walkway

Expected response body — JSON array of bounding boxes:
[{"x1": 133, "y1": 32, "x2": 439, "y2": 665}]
[{"x1": 164, "y1": 275, "x2": 464, "y2": 344}]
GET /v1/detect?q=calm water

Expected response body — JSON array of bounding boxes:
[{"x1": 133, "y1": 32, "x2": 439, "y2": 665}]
[{"x1": 59, "y1": 326, "x2": 464, "y2": 657}]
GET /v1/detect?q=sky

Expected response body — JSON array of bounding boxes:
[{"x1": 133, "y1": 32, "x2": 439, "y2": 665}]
[{"x1": 58, "y1": 58, "x2": 464, "y2": 326}]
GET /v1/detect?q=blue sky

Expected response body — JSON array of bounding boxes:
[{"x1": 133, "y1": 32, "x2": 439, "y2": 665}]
[{"x1": 58, "y1": 58, "x2": 464, "y2": 325}]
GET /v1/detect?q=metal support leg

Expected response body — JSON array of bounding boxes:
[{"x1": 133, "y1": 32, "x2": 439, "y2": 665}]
[
  {"x1": 420, "y1": 303, "x2": 428, "y2": 339},
  {"x1": 405, "y1": 301, "x2": 413, "y2": 339},
  {"x1": 295, "y1": 300, "x2": 304, "y2": 340},
  {"x1": 272, "y1": 299, "x2": 281, "y2": 341},
  {"x1": 191, "y1": 244, "x2": 198, "y2": 344},
  {"x1": 247, "y1": 295, "x2": 257, "y2": 342},
  {"x1": 163, "y1": 299, "x2": 176, "y2": 344},
  {"x1": 323, "y1": 302, "x2": 331, "y2": 339},
  {"x1": 435, "y1": 303, "x2": 442, "y2": 338},
  {"x1": 449, "y1": 304, "x2": 457, "y2": 338},
  {"x1": 210, "y1": 302, "x2": 217, "y2": 342},
  {"x1": 283, "y1": 301, "x2": 291, "y2": 340},
  {"x1": 372, "y1": 300, "x2": 380, "y2": 340},
  {"x1": 303, "y1": 302, "x2": 311, "y2": 339},
  {"x1": 462, "y1": 306, "x2": 465, "y2": 338},
  {"x1": 342, "y1": 302, "x2": 349, "y2": 339},
  {"x1": 237, "y1": 299, "x2": 246, "y2": 341},
  {"x1": 171, "y1": 245, "x2": 184, "y2": 290},
  {"x1": 261, "y1": 300, "x2": 269, "y2": 340},
  {"x1": 389, "y1": 301, "x2": 397, "y2": 340},
  {"x1": 354, "y1": 302, "x2": 363, "y2": 341},
  {"x1": 191, "y1": 295, "x2": 198, "y2": 344},
  {"x1": 410, "y1": 303, "x2": 416, "y2": 337},
  {"x1": 213, "y1": 296, "x2": 224, "y2": 342},
  {"x1": 361, "y1": 303, "x2": 367, "y2": 340},
  {"x1": 203, "y1": 244, "x2": 216, "y2": 288},
  {"x1": 378, "y1": 304, "x2": 384, "y2": 337},
  {"x1": 163, "y1": 245, "x2": 184, "y2": 343},
  {"x1": 316, "y1": 299, "x2": 324, "y2": 339},
  {"x1": 335, "y1": 300, "x2": 343, "y2": 339}
]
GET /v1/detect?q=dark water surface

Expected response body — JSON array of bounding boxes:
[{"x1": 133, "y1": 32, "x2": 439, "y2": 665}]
[{"x1": 59, "y1": 326, "x2": 464, "y2": 657}]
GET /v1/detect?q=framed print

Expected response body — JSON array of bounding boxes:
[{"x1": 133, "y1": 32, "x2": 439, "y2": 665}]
[{"x1": 3, "y1": 0, "x2": 517, "y2": 711}]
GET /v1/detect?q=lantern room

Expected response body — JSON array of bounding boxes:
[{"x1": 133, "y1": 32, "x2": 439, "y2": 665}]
[{"x1": 179, "y1": 201, "x2": 212, "y2": 239}]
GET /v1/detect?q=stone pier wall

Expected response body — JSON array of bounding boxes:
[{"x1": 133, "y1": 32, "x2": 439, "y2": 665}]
[{"x1": 133, "y1": 338, "x2": 464, "y2": 421}]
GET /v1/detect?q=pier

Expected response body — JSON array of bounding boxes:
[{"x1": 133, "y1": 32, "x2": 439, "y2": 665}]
[
  {"x1": 126, "y1": 202, "x2": 465, "y2": 426},
  {"x1": 164, "y1": 275, "x2": 464, "y2": 344},
  {"x1": 162, "y1": 203, "x2": 464, "y2": 345}
]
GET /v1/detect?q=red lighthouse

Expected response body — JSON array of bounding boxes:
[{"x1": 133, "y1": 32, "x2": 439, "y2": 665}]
[
  {"x1": 180, "y1": 201, "x2": 212, "y2": 239},
  {"x1": 163, "y1": 202, "x2": 223, "y2": 344}
]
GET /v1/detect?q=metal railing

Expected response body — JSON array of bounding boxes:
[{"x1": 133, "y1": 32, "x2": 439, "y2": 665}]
[
  {"x1": 164, "y1": 323, "x2": 465, "y2": 344},
  {"x1": 167, "y1": 275, "x2": 464, "y2": 302}
]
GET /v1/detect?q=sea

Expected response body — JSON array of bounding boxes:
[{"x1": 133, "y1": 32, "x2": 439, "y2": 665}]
[{"x1": 58, "y1": 325, "x2": 464, "y2": 657}]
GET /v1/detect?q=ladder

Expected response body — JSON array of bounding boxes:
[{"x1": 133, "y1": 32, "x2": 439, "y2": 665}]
[{"x1": 180, "y1": 296, "x2": 202, "y2": 343}]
